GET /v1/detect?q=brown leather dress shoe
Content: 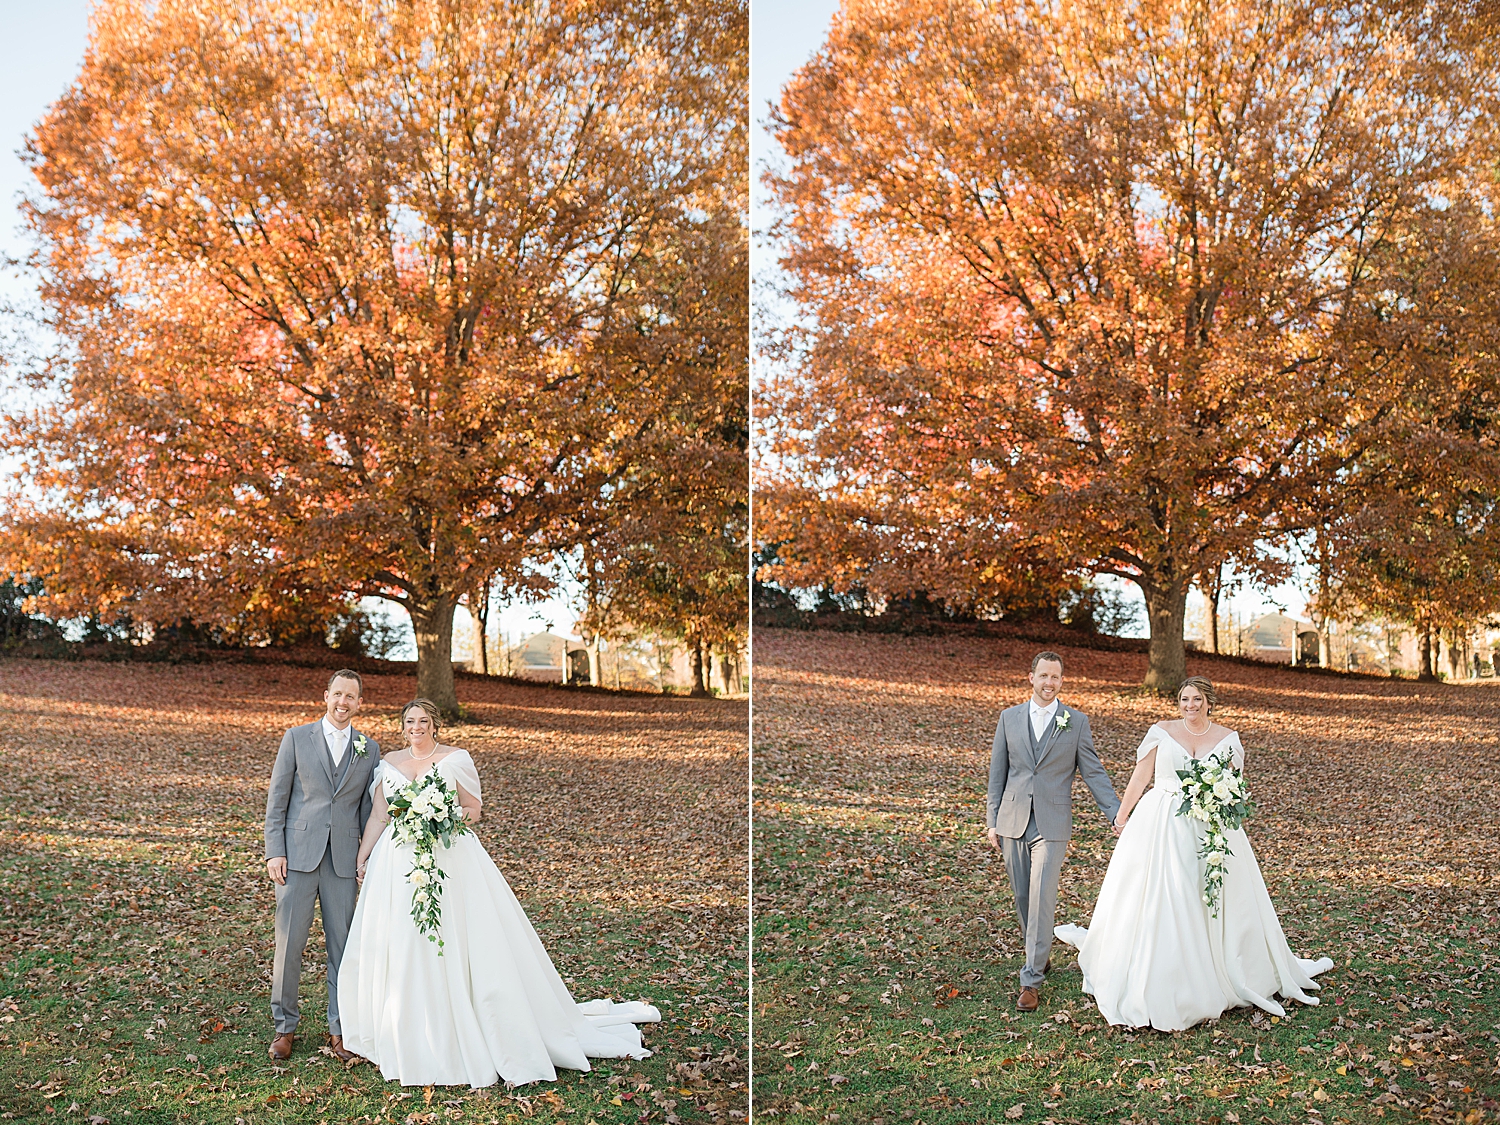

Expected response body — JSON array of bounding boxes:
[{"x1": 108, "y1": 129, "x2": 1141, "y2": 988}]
[
  {"x1": 327, "y1": 1034, "x2": 357, "y2": 1062},
  {"x1": 1043, "y1": 958, "x2": 1053, "y2": 975},
  {"x1": 1017, "y1": 986, "x2": 1040, "y2": 1011},
  {"x1": 268, "y1": 1032, "x2": 295, "y2": 1061}
]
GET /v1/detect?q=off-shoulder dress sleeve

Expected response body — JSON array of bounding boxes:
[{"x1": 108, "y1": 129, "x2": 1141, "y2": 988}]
[
  {"x1": 370, "y1": 760, "x2": 389, "y2": 798},
  {"x1": 1135, "y1": 724, "x2": 1164, "y2": 761},
  {"x1": 1227, "y1": 731, "x2": 1245, "y2": 771},
  {"x1": 445, "y1": 750, "x2": 483, "y2": 802}
]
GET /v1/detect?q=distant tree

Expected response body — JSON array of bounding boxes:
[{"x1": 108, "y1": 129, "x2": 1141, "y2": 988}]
[
  {"x1": 1311, "y1": 198, "x2": 1500, "y2": 680},
  {"x1": 758, "y1": 0, "x2": 1498, "y2": 690},
  {"x1": 574, "y1": 189, "x2": 748, "y2": 696},
  {"x1": 3, "y1": 0, "x2": 746, "y2": 713}
]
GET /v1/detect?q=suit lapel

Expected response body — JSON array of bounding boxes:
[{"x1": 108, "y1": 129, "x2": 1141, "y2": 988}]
[
  {"x1": 1010, "y1": 706, "x2": 1036, "y2": 767},
  {"x1": 1034, "y1": 704, "x2": 1066, "y2": 768},
  {"x1": 309, "y1": 722, "x2": 335, "y2": 789}
]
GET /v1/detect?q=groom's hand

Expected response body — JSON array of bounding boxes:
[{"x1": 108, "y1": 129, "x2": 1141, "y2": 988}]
[
  {"x1": 986, "y1": 828, "x2": 1002, "y2": 851},
  {"x1": 266, "y1": 857, "x2": 288, "y2": 885}
]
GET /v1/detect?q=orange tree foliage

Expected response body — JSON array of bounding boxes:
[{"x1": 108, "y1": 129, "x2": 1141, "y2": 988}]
[
  {"x1": 1310, "y1": 205, "x2": 1500, "y2": 677},
  {"x1": 2, "y1": 0, "x2": 746, "y2": 713},
  {"x1": 1278, "y1": 200, "x2": 1500, "y2": 678},
  {"x1": 755, "y1": 0, "x2": 1500, "y2": 691},
  {"x1": 572, "y1": 141, "x2": 749, "y2": 696}
]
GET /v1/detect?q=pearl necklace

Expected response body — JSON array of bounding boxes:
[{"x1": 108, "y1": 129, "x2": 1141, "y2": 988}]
[{"x1": 409, "y1": 740, "x2": 438, "y2": 761}]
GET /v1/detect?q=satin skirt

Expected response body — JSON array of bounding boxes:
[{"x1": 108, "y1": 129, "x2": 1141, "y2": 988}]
[
  {"x1": 338, "y1": 828, "x2": 658, "y2": 1087},
  {"x1": 1058, "y1": 787, "x2": 1333, "y2": 1031}
]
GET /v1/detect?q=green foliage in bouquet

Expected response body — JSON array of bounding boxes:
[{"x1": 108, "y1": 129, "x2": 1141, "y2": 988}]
[
  {"x1": 1176, "y1": 751, "x2": 1257, "y2": 917},
  {"x1": 387, "y1": 772, "x2": 472, "y2": 952}
]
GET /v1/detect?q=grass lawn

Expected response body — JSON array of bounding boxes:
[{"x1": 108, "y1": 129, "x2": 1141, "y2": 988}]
[
  {"x1": 752, "y1": 629, "x2": 1500, "y2": 1125},
  {"x1": 0, "y1": 659, "x2": 747, "y2": 1124}
]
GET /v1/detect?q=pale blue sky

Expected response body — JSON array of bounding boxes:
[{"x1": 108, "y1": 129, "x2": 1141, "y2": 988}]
[
  {"x1": 0, "y1": 1, "x2": 89, "y2": 300},
  {"x1": 750, "y1": 0, "x2": 841, "y2": 278}
]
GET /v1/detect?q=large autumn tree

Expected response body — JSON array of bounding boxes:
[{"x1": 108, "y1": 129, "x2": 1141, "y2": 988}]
[
  {"x1": 757, "y1": 0, "x2": 1498, "y2": 689},
  {"x1": 3, "y1": 0, "x2": 746, "y2": 712}
]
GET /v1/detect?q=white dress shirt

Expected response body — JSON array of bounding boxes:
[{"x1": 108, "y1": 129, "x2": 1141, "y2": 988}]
[
  {"x1": 322, "y1": 715, "x2": 352, "y2": 767},
  {"x1": 1029, "y1": 698, "x2": 1059, "y2": 743}
]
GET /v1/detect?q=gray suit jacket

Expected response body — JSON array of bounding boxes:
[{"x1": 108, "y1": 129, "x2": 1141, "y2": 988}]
[
  {"x1": 986, "y1": 701, "x2": 1121, "y2": 841},
  {"x1": 264, "y1": 721, "x2": 379, "y2": 878}
]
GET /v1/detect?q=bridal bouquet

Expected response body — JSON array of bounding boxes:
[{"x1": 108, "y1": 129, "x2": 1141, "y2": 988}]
[
  {"x1": 387, "y1": 773, "x2": 472, "y2": 952},
  {"x1": 1175, "y1": 751, "x2": 1256, "y2": 917}
]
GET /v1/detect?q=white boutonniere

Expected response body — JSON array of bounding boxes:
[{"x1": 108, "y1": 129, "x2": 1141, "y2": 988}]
[
  {"x1": 353, "y1": 734, "x2": 369, "y2": 758},
  {"x1": 1054, "y1": 708, "x2": 1071, "y2": 732}
]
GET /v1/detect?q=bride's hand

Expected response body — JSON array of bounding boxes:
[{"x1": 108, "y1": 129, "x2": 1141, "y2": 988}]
[
  {"x1": 1113, "y1": 810, "x2": 1128, "y2": 834},
  {"x1": 356, "y1": 858, "x2": 367, "y2": 883}
]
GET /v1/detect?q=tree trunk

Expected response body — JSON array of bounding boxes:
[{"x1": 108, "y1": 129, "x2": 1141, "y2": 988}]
[
  {"x1": 1417, "y1": 625, "x2": 1437, "y2": 681},
  {"x1": 476, "y1": 580, "x2": 490, "y2": 675},
  {"x1": 1318, "y1": 623, "x2": 1331, "y2": 668},
  {"x1": 588, "y1": 638, "x2": 602, "y2": 687},
  {"x1": 1140, "y1": 580, "x2": 1190, "y2": 695},
  {"x1": 410, "y1": 593, "x2": 460, "y2": 716},
  {"x1": 1207, "y1": 571, "x2": 1221, "y2": 656},
  {"x1": 689, "y1": 636, "x2": 710, "y2": 697},
  {"x1": 468, "y1": 598, "x2": 487, "y2": 675}
]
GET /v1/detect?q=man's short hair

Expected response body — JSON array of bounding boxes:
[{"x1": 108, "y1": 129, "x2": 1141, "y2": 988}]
[
  {"x1": 328, "y1": 669, "x2": 364, "y2": 694},
  {"x1": 1031, "y1": 651, "x2": 1064, "y2": 673}
]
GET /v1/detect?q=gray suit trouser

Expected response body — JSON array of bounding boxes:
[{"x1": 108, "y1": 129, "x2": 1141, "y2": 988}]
[
  {"x1": 272, "y1": 844, "x2": 357, "y2": 1036},
  {"x1": 1001, "y1": 811, "x2": 1068, "y2": 989}
]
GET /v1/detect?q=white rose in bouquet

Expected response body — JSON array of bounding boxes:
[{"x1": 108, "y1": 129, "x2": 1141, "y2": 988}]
[{"x1": 387, "y1": 771, "x2": 473, "y2": 953}]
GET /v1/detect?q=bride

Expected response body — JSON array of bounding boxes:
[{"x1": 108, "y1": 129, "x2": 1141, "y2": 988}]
[
  {"x1": 1056, "y1": 676, "x2": 1333, "y2": 1031},
  {"x1": 337, "y1": 698, "x2": 658, "y2": 1087}
]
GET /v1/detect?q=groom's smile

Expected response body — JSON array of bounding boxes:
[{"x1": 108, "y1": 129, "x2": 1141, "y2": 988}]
[
  {"x1": 325, "y1": 676, "x2": 363, "y2": 728},
  {"x1": 1029, "y1": 658, "x2": 1063, "y2": 705}
]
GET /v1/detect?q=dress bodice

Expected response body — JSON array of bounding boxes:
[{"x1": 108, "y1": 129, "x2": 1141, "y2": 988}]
[
  {"x1": 377, "y1": 749, "x2": 482, "y2": 800},
  {"x1": 1136, "y1": 725, "x2": 1245, "y2": 792}
]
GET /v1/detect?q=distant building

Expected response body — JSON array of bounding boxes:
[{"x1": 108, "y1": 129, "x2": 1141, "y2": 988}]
[
  {"x1": 475, "y1": 628, "x2": 746, "y2": 695},
  {"x1": 1229, "y1": 613, "x2": 1500, "y2": 678},
  {"x1": 505, "y1": 631, "x2": 589, "y2": 683},
  {"x1": 1246, "y1": 613, "x2": 1319, "y2": 665}
]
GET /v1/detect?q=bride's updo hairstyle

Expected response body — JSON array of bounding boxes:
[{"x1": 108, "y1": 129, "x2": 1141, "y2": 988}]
[
  {"x1": 1176, "y1": 676, "x2": 1218, "y2": 713},
  {"x1": 400, "y1": 698, "x2": 444, "y2": 742}
]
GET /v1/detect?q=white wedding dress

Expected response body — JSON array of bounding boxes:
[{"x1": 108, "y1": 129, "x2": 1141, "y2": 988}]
[
  {"x1": 1055, "y1": 725, "x2": 1333, "y2": 1031},
  {"x1": 338, "y1": 752, "x2": 658, "y2": 1087}
]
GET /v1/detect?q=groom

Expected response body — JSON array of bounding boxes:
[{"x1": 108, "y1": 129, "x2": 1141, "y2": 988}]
[
  {"x1": 986, "y1": 651, "x2": 1120, "y2": 1012},
  {"x1": 264, "y1": 669, "x2": 379, "y2": 1062}
]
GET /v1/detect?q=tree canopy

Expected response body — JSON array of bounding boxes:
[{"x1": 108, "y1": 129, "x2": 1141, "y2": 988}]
[
  {"x1": 3, "y1": 0, "x2": 748, "y2": 710},
  {"x1": 757, "y1": 0, "x2": 1500, "y2": 689}
]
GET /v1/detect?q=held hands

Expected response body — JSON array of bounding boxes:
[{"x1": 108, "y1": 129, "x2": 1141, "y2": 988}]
[
  {"x1": 266, "y1": 857, "x2": 288, "y2": 886},
  {"x1": 986, "y1": 827, "x2": 1002, "y2": 851},
  {"x1": 1112, "y1": 810, "x2": 1128, "y2": 836}
]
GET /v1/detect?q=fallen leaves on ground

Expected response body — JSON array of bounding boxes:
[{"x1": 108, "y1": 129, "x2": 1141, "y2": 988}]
[
  {"x1": 753, "y1": 629, "x2": 1500, "y2": 1125},
  {"x1": 0, "y1": 657, "x2": 747, "y2": 1124}
]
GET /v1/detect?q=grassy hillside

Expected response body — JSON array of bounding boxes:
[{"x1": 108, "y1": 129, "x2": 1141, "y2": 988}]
[
  {"x1": 0, "y1": 660, "x2": 747, "y2": 1124},
  {"x1": 753, "y1": 629, "x2": 1500, "y2": 1125}
]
